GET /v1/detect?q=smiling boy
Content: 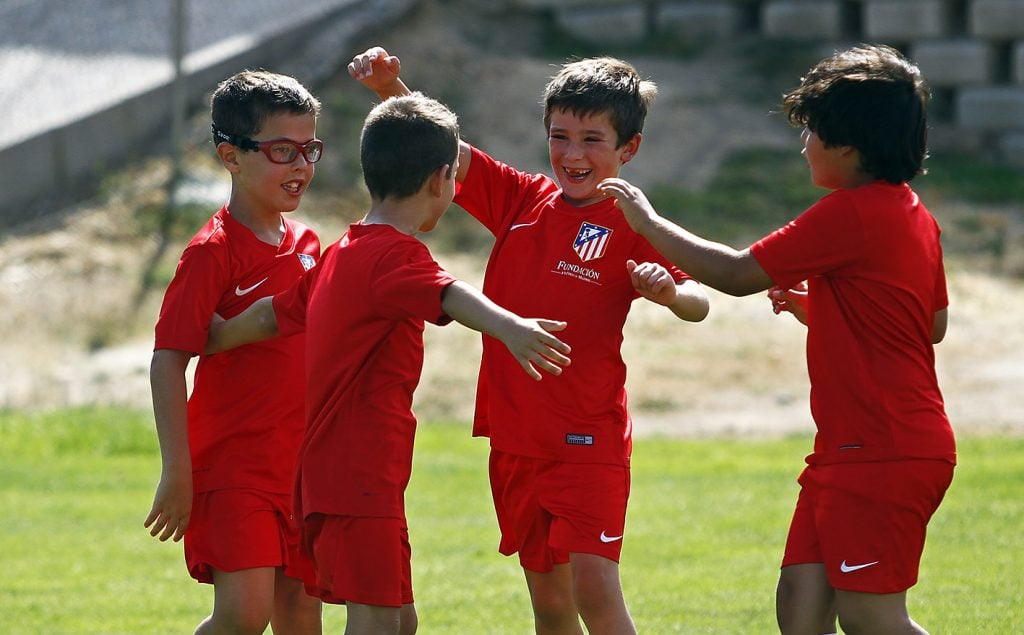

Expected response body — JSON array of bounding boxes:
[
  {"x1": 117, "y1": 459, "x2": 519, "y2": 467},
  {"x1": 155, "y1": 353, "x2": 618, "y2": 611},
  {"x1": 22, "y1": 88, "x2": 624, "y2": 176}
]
[{"x1": 350, "y1": 48, "x2": 709, "y2": 634}]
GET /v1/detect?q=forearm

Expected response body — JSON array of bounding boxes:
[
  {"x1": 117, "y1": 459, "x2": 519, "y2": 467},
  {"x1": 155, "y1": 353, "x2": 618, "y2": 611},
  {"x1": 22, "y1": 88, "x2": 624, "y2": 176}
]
[
  {"x1": 637, "y1": 216, "x2": 772, "y2": 296},
  {"x1": 205, "y1": 297, "x2": 279, "y2": 354},
  {"x1": 441, "y1": 281, "x2": 518, "y2": 338},
  {"x1": 667, "y1": 279, "x2": 710, "y2": 322},
  {"x1": 150, "y1": 350, "x2": 192, "y2": 473}
]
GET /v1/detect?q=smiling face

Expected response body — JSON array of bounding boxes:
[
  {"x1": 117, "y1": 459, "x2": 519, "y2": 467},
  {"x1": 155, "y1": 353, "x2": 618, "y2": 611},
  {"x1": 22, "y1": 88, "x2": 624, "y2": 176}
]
[
  {"x1": 547, "y1": 108, "x2": 640, "y2": 207},
  {"x1": 227, "y1": 112, "x2": 318, "y2": 218}
]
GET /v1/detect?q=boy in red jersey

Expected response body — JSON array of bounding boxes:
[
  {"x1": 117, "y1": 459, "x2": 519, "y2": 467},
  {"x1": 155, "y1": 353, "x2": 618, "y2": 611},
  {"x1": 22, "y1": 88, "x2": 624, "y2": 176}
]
[
  {"x1": 599, "y1": 45, "x2": 954, "y2": 634},
  {"x1": 208, "y1": 92, "x2": 573, "y2": 634},
  {"x1": 349, "y1": 48, "x2": 709, "y2": 633},
  {"x1": 144, "y1": 70, "x2": 324, "y2": 633}
]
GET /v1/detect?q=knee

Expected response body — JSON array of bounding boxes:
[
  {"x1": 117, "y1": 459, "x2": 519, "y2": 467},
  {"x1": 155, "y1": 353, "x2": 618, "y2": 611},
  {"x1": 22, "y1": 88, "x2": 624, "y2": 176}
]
[
  {"x1": 208, "y1": 605, "x2": 271, "y2": 635},
  {"x1": 531, "y1": 588, "x2": 577, "y2": 630}
]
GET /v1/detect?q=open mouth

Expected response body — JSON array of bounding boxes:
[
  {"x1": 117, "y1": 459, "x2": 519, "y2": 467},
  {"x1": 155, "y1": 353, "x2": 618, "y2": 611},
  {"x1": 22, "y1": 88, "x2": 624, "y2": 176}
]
[
  {"x1": 282, "y1": 180, "x2": 304, "y2": 194},
  {"x1": 563, "y1": 167, "x2": 592, "y2": 183}
]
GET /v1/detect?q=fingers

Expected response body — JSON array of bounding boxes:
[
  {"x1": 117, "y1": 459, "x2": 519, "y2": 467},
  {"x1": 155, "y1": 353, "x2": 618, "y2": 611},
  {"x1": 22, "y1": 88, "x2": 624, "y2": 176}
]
[
  {"x1": 348, "y1": 47, "x2": 399, "y2": 81},
  {"x1": 145, "y1": 507, "x2": 188, "y2": 542}
]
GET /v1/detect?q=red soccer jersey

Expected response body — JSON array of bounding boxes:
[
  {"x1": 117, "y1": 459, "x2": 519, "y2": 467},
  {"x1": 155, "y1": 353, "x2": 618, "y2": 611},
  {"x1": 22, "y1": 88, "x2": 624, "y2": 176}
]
[
  {"x1": 454, "y1": 146, "x2": 691, "y2": 467},
  {"x1": 273, "y1": 223, "x2": 456, "y2": 519},
  {"x1": 751, "y1": 182, "x2": 955, "y2": 465},
  {"x1": 154, "y1": 205, "x2": 320, "y2": 493}
]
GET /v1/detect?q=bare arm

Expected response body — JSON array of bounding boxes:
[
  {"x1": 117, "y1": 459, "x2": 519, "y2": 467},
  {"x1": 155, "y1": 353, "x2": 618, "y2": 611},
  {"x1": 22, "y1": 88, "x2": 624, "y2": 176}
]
[
  {"x1": 440, "y1": 280, "x2": 571, "y2": 380},
  {"x1": 932, "y1": 307, "x2": 948, "y2": 344},
  {"x1": 204, "y1": 296, "x2": 279, "y2": 354},
  {"x1": 349, "y1": 46, "x2": 473, "y2": 182},
  {"x1": 627, "y1": 259, "x2": 709, "y2": 322},
  {"x1": 599, "y1": 178, "x2": 774, "y2": 296},
  {"x1": 144, "y1": 349, "x2": 193, "y2": 542}
]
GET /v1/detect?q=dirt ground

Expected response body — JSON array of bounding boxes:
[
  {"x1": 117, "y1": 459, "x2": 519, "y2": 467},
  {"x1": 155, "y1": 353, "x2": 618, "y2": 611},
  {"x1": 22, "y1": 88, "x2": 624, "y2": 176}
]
[{"x1": 1, "y1": 1, "x2": 1021, "y2": 439}]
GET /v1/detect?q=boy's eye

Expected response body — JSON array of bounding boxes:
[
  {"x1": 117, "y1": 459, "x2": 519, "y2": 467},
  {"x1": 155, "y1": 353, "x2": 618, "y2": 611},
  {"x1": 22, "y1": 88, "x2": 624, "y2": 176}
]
[{"x1": 269, "y1": 144, "x2": 298, "y2": 162}]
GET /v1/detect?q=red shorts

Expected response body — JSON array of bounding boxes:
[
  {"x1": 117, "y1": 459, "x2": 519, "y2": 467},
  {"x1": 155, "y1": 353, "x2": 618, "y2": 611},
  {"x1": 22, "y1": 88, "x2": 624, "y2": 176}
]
[
  {"x1": 782, "y1": 460, "x2": 954, "y2": 594},
  {"x1": 302, "y1": 514, "x2": 413, "y2": 607},
  {"x1": 184, "y1": 488, "x2": 314, "y2": 586},
  {"x1": 489, "y1": 449, "x2": 630, "y2": 572}
]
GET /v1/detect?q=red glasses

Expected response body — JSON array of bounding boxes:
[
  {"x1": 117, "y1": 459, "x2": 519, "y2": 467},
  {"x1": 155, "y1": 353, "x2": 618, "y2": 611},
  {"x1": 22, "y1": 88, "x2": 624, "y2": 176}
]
[{"x1": 213, "y1": 126, "x2": 324, "y2": 164}]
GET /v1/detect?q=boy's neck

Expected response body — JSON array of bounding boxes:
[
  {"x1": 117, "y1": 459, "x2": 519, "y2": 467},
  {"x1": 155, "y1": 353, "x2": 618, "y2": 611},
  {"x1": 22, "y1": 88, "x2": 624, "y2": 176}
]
[
  {"x1": 225, "y1": 201, "x2": 286, "y2": 246},
  {"x1": 362, "y1": 197, "x2": 430, "y2": 236}
]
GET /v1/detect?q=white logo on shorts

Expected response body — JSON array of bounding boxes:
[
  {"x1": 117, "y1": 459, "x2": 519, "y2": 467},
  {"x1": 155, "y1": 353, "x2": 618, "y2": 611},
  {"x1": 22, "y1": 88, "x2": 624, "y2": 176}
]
[{"x1": 840, "y1": 560, "x2": 879, "y2": 573}]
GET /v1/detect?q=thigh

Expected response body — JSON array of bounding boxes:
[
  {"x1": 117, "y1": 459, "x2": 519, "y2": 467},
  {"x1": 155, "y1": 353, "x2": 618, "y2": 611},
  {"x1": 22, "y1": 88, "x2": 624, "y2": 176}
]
[
  {"x1": 185, "y1": 489, "x2": 290, "y2": 584},
  {"x1": 489, "y1": 450, "x2": 567, "y2": 573},
  {"x1": 816, "y1": 461, "x2": 953, "y2": 594},
  {"x1": 542, "y1": 462, "x2": 630, "y2": 563},
  {"x1": 303, "y1": 514, "x2": 413, "y2": 608}
]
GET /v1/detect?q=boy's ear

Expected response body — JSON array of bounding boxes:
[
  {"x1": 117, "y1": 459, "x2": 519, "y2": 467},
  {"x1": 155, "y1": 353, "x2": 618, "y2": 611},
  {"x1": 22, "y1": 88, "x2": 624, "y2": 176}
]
[
  {"x1": 216, "y1": 142, "x2": 243, "y2": 173},
  {"x1": 619, "y1": 133, "x2": 642, "y2": 165},
  {"x1": 427, "y1": 164, "x2": 451, "y2": 197}
]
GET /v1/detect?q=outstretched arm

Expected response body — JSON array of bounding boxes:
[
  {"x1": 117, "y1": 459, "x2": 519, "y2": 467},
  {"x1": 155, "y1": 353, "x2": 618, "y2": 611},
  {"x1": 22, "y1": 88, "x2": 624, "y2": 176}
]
[
  {"x1": 204, "y1": 296, "x2": 279, "y2": 354},
  {"x1": 599, "y1": 178, "x2": 774, "y2": 297},
  {"x1": 441, "y1": 280, "x2": 571, "y2": 380}
]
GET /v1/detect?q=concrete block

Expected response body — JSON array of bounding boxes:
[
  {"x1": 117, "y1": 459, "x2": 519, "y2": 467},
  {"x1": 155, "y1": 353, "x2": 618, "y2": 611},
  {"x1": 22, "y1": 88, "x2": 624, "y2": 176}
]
[
  {"x1": 970, "y1": 0, "x2": 1024, "y2": 39},
  {"x1": 912, "y1": 40, "x2": 994, "y2": 87},
  {"x1": 863, "y1": 0, "x2": 949, "y2": 41},
  {"x1": 658, "y1": 2, "x2": 743, "y2": 39},
  {"x1": 956, "y1": 86, "x2": 1024, "y2": 130},
  {"x1": 762, "y1": 1, "x2": 843, "y2": 40},
  {"x1": 999, "y1": 131, "x2": 1024, "y2": 165},
  {"x1": 1015, "y1": 41, "x2": 1024, "y2": 84},
  {"x1": 0, "y1": 131, "x2": 60, "y2": 213},
  {"x1": 556, "y1": 4, "x2": 649, "y2": 44}
]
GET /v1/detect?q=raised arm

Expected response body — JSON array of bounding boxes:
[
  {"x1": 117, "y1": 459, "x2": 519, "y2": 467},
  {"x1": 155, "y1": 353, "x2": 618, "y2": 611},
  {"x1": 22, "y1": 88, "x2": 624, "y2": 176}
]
[
  {"x1": 349, "y1": 46, "x2": 473, "y2": 182},
  {"x1": 204, "y1": 296, "x2": 279, "y2": 354},
  {"x1": 599, "y1": 178, "x2": 774, "y2": 297},
  {"x1": 440, "y1": 280, "x2": 571, "y2": 380}
]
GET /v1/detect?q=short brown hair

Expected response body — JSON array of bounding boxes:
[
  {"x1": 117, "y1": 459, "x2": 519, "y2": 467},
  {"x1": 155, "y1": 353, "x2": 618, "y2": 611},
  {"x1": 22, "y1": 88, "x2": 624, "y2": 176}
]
[{"x1": 211, "y1": 69, "x2": 320, "y2": 139}]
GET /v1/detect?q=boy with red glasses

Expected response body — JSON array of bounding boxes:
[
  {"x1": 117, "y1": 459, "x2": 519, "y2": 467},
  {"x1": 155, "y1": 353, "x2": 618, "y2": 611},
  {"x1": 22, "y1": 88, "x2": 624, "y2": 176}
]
[{"x1": 144, "y1": 69, "x2": 323, "y2": 634}]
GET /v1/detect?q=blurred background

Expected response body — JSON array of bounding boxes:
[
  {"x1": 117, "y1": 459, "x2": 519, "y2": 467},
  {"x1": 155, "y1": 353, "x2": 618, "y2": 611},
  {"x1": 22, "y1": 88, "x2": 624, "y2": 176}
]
[{"x1": 0, "y1": 0, "x2": 1021, "y2": 436}]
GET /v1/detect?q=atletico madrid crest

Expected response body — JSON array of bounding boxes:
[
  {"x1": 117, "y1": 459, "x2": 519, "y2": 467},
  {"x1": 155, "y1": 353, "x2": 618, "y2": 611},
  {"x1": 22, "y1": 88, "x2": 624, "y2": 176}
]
[
  {"x1": 298, "y1": 253, "x2": 316, "y2": 271},
  {"x1": 573, "y1": 222, "x2": 612, "y2": 262}
]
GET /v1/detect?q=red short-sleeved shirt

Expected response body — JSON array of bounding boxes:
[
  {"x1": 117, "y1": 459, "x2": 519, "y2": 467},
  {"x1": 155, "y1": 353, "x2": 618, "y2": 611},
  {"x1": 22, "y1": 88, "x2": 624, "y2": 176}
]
[
  {"x1": 454, "y1": 146, "x2": 692, "y2": 467},
  {"x1": 154, "y1": 206, "x2": 320, "y2": 493},
  {"x1": 273, "y1": 223, "x2": 456, "y2": 519},
  {"x1": 751, "y1": 182, "x2": 955, "y2": 465}
]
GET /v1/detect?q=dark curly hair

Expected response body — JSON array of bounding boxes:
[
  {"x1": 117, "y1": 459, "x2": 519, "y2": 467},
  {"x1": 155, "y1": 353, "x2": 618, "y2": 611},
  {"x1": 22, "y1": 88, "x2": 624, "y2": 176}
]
[{"x1": 782, "y1": 45, "x2": 930, "y2": 183}]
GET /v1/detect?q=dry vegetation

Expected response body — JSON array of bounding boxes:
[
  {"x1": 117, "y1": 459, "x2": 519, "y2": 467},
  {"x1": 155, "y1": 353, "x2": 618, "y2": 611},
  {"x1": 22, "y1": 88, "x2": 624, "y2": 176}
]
[{"x1": 1, "y1": 1, "x2": 1021, "y2": 439}]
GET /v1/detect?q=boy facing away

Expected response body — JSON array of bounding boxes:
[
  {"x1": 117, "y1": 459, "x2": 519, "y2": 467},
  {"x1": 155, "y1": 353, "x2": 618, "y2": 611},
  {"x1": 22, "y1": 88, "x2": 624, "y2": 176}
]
[
  {"x1": 144, "y1": 70, "x2": 324, "y2": 633},
  {"x1": 350, "y1": 48, "x2": 709, "y2": 634},
  {"x1": 208, "y1": 92, "x2": 573, "y2": 634},
  {"x1": 599, "y1": 45, "x2": 954, "y2": 634}
]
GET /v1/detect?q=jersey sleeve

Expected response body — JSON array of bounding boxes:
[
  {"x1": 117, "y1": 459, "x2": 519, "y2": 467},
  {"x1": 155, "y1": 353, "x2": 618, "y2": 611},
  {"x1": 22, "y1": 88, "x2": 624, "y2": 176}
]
[
  {"x1": 154, "y1": 243, "x2": 230, "y2": 354},
  {"x1": 750, "y1": 191, "x2": 864, "y2": 290},
  {"x1": 455, "y1": 145, "x2": 553, "y2": 235},
  {"x1": 371, "y1": 240, "x2": 456, "y2": 325}
]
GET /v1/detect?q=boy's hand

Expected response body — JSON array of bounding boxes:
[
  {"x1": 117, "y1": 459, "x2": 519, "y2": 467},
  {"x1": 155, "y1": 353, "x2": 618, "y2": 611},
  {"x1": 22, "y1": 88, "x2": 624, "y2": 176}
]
[
  {"x1": 348, "y1": 46, "x2": 408, "y2": 98},
  {"x1": 500, "y1": 319, "x2": 572, "y2": 381},
  {"x1": 627, "y1": 259, "x2": 677, "y2": 306},
  {"x1": 143, "y1": 468, "x2": 192, "y2": 542},
  {"x1": 597, "y1": 177, "x2": 660, "y2": 233},
  {"x1": 768, "y1": 282, "x2": 809, "y2": 325}
]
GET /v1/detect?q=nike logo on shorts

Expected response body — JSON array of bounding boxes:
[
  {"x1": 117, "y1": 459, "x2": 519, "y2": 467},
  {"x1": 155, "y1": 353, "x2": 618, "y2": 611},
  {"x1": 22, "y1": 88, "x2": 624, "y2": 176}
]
[
  {"x1": 840, "y1": 560, "x2": 879, "y2": 573},
  {"x1": 600, "y1": 531, "x2": 623, "y2": 543}
]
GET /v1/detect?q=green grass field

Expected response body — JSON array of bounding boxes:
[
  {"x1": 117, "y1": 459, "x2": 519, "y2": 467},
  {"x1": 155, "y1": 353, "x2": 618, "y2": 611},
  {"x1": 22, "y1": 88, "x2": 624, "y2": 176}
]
[{"x1": 0, "y1": 407, "x2": 1021, "y2": 633}]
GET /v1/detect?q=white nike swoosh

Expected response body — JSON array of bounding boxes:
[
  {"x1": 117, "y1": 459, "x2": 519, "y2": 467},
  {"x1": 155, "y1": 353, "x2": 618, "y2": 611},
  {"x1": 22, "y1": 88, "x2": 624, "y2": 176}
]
[
  {"x1": 599, "y1": 531, "x2": 623, "y2": 543},
  {"x1": 509, "y1": 223, "x2": 533, "y2": 231},
  {"x1": 840, "y1": 560, "x2": 879, "y2": 573},
  {"x1": 235, "y1": 277, "x2": 269, "y2": 296}
]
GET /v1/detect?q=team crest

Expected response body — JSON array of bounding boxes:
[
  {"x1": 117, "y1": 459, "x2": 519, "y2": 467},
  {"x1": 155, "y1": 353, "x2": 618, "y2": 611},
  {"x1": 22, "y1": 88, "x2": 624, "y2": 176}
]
[
  {"x1": 298, "y1": 253, "x2": 316, "y2": 271},
  {"x1": 572, "y1": 222, "x2": 612, "y2": 262}
]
